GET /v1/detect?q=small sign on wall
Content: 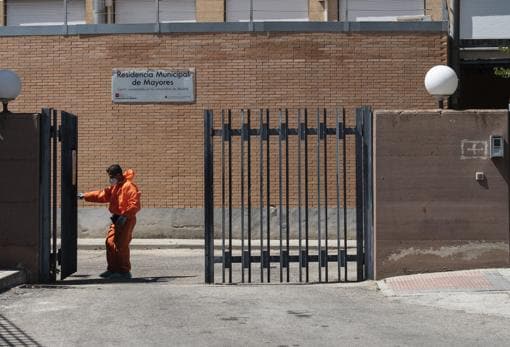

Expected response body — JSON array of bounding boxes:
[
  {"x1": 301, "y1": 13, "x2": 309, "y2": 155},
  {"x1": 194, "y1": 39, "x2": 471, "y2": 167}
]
[{"x1": 112, "y1": 68, "x2": 195, "y2": 103}]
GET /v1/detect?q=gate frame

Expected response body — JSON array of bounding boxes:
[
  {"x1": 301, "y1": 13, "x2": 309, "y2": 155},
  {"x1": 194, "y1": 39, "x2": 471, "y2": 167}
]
[{"x1": 204, "y1": 107, "x2": 374, "y2": 284}]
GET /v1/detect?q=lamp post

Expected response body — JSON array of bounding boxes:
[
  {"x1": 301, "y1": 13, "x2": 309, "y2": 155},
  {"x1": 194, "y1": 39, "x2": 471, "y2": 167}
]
[
  {"x1": 0, "y1": 70, "x2": 22, "y2": 114},
  {"x1": 424, "y1": 65, "x2": 458, "y2": 109}
]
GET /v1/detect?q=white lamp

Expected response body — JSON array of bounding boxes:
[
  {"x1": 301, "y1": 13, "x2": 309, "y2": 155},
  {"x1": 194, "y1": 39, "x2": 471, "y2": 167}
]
[
  {"x1": 0, "y1": 70, "x2": 22, "y2": 113},
  {"x1": 424, "y1": 65, "x2": 458, "y2": 109}
]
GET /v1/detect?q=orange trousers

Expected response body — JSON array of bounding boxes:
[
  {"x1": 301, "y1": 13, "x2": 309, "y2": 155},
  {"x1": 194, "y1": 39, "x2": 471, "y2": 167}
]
[{"x1": 105, "y1": 217, "x2": 136, "y2": 273}]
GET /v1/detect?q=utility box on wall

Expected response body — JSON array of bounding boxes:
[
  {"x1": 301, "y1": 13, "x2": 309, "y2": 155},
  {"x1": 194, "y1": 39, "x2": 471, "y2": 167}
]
[{"x1": 374, "y1": 110, "x2": 510, "y2": 279}]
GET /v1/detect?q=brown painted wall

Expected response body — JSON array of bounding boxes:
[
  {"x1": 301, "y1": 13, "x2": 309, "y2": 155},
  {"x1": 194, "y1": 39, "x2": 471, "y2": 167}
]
[
  {"x1": 374, "y1": 110, "x2": 510, "y2": 279},
  {"x1": 0, "y1": 113, "x2": 41, "y2": 282},
  {"x1": 1, "y1": 32, "x2": 446, "y2": 209}
]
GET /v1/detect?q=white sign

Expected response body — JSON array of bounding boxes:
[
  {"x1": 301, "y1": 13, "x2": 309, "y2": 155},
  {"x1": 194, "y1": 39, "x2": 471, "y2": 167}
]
[{"x1": 112, "y1": 68, "x2": 195, "y2": 103}]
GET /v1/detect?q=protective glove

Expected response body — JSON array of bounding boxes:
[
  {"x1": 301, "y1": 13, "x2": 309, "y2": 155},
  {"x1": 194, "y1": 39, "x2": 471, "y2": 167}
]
[
  {"x1": 116, "y1": 215, "x2": 128, "y2": 228},
  {"x1": 78, "y1": 192, "x2": 85, "y2": 200},
  {"x1": 114, "y1": 215, "x2": 128, "y2": 228}
]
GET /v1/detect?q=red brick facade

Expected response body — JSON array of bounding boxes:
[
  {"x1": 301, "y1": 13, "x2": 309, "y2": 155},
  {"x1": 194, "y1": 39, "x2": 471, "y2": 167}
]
[{"x1": 0, "y1": 32, "x2": 447, "y2": 208}]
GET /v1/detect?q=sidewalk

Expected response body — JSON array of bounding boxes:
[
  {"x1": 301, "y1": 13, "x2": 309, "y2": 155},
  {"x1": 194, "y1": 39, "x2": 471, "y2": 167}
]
[
  {"x1": 377, "y1": 268, "x2": 510, "y2": 318},
  {"x1": 0, "y1": 270, "x2": 26, "y2": 293}
]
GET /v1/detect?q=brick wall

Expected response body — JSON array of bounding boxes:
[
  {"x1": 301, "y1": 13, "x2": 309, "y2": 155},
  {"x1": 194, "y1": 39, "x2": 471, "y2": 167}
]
[{"x1": 0, "y1": 31, "x2": 447, "y2": 209}]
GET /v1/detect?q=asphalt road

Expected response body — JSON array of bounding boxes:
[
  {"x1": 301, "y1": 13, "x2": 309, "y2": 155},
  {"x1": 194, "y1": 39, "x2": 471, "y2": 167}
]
[{"x1": 1, "y1": 249, "x2": 510, "y2": 347}]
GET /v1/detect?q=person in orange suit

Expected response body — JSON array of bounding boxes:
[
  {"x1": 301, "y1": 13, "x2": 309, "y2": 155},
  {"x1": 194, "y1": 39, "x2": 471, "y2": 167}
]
[{"x1": 79, "y1": 164, "x2": 141, "y2": 280}]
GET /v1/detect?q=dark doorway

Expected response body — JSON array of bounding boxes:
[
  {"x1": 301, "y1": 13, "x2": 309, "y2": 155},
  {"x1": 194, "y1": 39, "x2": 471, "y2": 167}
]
[{"x1": 460, "y1": 62, "x2": 510, "y2": 109}]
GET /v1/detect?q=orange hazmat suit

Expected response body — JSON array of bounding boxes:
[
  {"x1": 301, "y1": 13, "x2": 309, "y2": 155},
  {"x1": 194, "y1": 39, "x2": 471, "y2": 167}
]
[{"x1": 84, "y1": 169, "x2": 141, "y2": 273}]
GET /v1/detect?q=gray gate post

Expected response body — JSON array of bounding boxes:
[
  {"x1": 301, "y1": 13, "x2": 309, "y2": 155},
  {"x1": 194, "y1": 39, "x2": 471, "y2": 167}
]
[
  {"x1": 204, "y1": 110, "x2": 215, "y2": 284},
  {"x1": 362, "y1": 106, "x2": 374, "y2": 280}
]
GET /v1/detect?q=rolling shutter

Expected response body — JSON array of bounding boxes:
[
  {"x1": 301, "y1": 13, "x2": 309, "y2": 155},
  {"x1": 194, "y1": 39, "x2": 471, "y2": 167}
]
[
  {"x1": 460, "y1": 0, "x2": 510, "y2": 39},
  {"x1": 226, "y1": 0, "x2": 308, "y2": 22},
  {"x1": 115, "y1": 0, "x2": 195, "y2": 24},
  {"x1": 7, "y1": 0, "x2": 85, "y2": 26},
  {"x1": 342, "y1": 0, "x2": 424, "y2": 21}
]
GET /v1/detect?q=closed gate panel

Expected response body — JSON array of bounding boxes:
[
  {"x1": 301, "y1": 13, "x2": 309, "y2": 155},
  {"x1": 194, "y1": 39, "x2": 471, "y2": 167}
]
[{"x1": 60, "y1": 112, "x2": 78, "y2": 280}]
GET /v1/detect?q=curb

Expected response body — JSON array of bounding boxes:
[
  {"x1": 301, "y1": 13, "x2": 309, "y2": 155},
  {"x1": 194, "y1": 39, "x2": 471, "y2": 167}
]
[{"x1": 0, "y1": 270, "x2": 26, "y2": 293}]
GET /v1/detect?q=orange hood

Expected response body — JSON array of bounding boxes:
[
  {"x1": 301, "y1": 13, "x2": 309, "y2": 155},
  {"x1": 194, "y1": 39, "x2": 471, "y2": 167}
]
[{"x1": 123, "y1": 169, "x2": 135, "y2": 181}]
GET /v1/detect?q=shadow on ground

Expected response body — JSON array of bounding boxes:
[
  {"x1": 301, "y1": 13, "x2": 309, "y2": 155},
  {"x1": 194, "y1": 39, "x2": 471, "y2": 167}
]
[{"x1": 20, "y1": 275, "x2": 197, "y2": 287}]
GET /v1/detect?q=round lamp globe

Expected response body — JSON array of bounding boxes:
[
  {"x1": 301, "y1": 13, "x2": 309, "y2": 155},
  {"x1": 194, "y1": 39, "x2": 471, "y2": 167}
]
[
  {"x1": 0, "y1": 70, "x2": 22, "y2": 101},
  {"x1": 424, "y1": 65, "x2": 458, "y2": 97}
]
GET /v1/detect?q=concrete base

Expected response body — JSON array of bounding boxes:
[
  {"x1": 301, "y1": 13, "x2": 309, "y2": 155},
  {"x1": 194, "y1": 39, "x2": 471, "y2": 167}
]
[
  {"x1": 0, "y1": 270, "x2": 26, "y2": 293},
  {"x1": 77, "y1": 208, "x2": 357, "y2": 239}
]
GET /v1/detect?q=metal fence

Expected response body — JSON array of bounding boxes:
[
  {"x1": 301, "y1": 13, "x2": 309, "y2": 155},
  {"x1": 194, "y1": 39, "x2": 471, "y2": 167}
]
[{"x1": 204, "y1": 107, "x2": 373, "y2": 284}]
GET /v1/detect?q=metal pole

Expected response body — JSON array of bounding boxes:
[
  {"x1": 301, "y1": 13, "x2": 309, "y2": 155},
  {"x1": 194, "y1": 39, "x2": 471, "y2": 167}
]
[
  {"x1": 228, "y1": 110, "x2": 233, "y2": 284},
  {"x1": 52, "y1": 109, "x2": 58, "y2": 282},
  {"x1": 285, "y1": 109, "x2": 290, "y2": 282},
  {"x1": 266, "y1": 109, "x2": 271, "y2": 283},
  {"x1": 278, "y1": 109, "x2": 284, "y2": 282},
  {"x1": 155, "y1": 0, "x2": 160, "y2": 32},
  {"x1": 335, "y1": 108, "x2": 341, "y2": 282},
  {"x1": 247, "y1": 109, "x2": 252, "y2": 283},
  {"x1": 204, "y1": 110, "x2": 215, "y2": 284},
  {"x1": 259, "y1": 109, "x2": 264, "y2": 283},
  {"x1": 63, "y1": 0, "x2": 68, "y2": 35},
  {"x1": 298, "y1": 109, "x2": 303, "y2": 282},
  {"x1": 221, "y1": 110, "x2": 226, "y2": 283},
  {"x1": 249, "y1": 0, "x2": 254, "y2": 31},
  {"x1": 304, "y1": 109, "x2": 309, "y2": 282},
  {"x1": 316, "y1": 108, "x2": 322, "y2": 283},
  {"x1": 241, "y1": 109, "x2": 246, "y2": 283},
  {"x1": 342, "y1": 109, "x2": 348, "y2": 281},
  {"x1": 323, "y1": 108, "x2": 329, "y2": 282},
  {"x1": 355, "y1": 108, "x2": 365, "y2": 281}
]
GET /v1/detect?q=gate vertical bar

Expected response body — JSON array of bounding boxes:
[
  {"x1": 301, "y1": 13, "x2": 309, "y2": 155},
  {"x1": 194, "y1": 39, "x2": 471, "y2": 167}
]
[
  {"x1": 304, "y1": 108, "x2": 309, "y2": 282},
  {"x1": 259, "y1": 109, "x2": 264, "y2": 282},
  {"x1": 241, "y1": 110, "x2": 246, "y2": 283},
  {"x1": 51, "y1": 109, "x2": 57, "y2": 282},
  {"x1": 316, "y1": 108, "x2": 322, "y2": 282},
  {"x1": 297, "y1": 109, "x2": 303, "y2": 282},
  {"x1": 39, "y1": 109, "x2": 51, "y2": 283},
  {"x1": 278, "y1": 109, "x2": 283, "y2": 282},
  {"x1": 362, "y1": 107, "x2": 374, "y2": 280},
  {"x1": 60, "y1": 112, "x2": 78, "y2": 280},
  {"x1": 221, "y1": 110, "x2": 226, "y2": 283},
  {"x1": 335, "y1": 108, "x2": 341, "y2": 282},
  {"x1": 323, "y1": 108, "x2": 329, "y2": 282},
  {"x1": 204, "y1": 110, "x2": 214, "y2": 284},
  {"x1": 355, "y1": 108, "x2": 365, "y2": 281},
  {"x1": 228, "y1": 109, "x2": 233, "y2": 284},
  {"x1": 342, "y1": 109, "x2": 348, "y2": 281},
  {"x1": 266, "y1": 109, "x2": 271, "y2": 283},
  {"x1": 247, "y1": 110, "x2": 252, "y2": 283},
  {"x1": 285, "y1": 109, "x2": 290, "y2": 282}
]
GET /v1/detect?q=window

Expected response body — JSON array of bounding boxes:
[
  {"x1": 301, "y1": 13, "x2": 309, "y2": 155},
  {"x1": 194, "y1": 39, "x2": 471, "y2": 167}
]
[
  {"x1": 6, "y1": 0, "x2": 86, "y2": 26},
  {"x1": 226, "y1": 0, "x2": 308, "y2": 22},
  {"x1": 460, "y1": 0, "x2": 510, "y2": 39},
  {"x1": 340, "y1": 0, "x2": 425, "y2": 21},
  {"x1": 115, "y1": 0, "x2": 196, "y2": 24}
]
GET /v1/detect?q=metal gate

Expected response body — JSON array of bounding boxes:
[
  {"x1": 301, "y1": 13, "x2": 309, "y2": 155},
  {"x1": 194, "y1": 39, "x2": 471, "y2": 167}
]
[
  {"x1": 204, "y1": 107, "x2": 373, "y2": 284},
  {"x1": 40, "y1": 108, "x2": 78, "y2": 281}
]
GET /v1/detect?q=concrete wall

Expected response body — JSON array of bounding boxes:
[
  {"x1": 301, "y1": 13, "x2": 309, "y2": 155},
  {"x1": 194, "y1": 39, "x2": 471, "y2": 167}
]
[
  {"x1": 374, "y1": 110, "x2": 510, "y2": 279},
  {"x1": 0, "y1": 113, "x2": 41, "y2": 282}
]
